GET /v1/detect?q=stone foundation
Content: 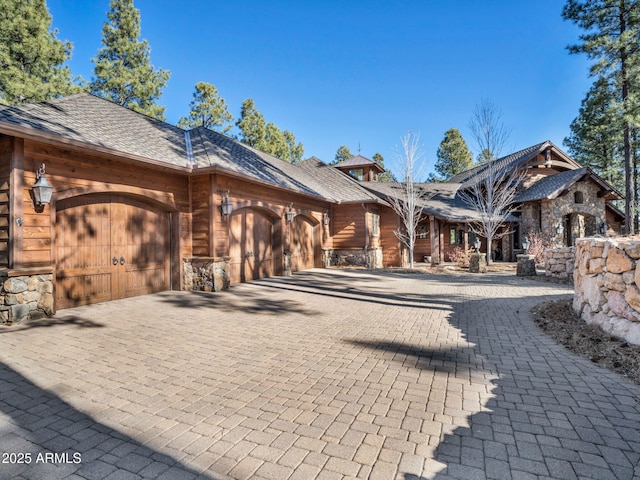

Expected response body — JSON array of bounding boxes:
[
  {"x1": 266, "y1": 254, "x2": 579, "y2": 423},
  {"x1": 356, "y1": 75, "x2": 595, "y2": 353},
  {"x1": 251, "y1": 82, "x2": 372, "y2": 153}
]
[
  {"x1": 544, "y1": 247, "x2": 575, "y2": 282},
  {"x1": 183, "y1": 257, "x2": 230, "y2": 292},
  {"x1": 325, "y1": 248, "x2": 383, "y2": 270},
  {"x1": 0, "y1": 268, "x2": 54, "y2": 324},
  {"x1": 573, "y1": 237, "x2": 640, "y2": 346}
]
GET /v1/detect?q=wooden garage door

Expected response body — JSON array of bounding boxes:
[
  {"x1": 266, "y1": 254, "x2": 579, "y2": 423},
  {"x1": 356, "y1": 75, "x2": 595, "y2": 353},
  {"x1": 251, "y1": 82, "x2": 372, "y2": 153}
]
[
  {"x1": 229, "y1": 209, "x2": 273, "y2": 284},
  {"x1": 56, "y1": 195, "x2": 170, "y2": 309},
  {"x1": 291, "y1": 215, "x2": 316, "y2": 272}
]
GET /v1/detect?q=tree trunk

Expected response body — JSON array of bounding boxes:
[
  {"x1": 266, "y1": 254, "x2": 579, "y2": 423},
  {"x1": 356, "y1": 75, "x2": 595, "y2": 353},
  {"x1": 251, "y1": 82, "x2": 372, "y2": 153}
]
[
  {"x1": 486, "y1": 235, "x2": 492, "y2": 265},
  {"x1": 620, "y1": 3, "x2": 634, "y2": 234}
]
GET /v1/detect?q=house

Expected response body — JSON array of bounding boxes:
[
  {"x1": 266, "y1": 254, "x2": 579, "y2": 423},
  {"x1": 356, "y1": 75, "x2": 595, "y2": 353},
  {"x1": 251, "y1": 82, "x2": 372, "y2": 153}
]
[
  {"x1": 0, "y1": 93, "x2": 623, "y2": 322},
  {"x1": 357, "y1": 141, "x2": 624, "y2": 263}
]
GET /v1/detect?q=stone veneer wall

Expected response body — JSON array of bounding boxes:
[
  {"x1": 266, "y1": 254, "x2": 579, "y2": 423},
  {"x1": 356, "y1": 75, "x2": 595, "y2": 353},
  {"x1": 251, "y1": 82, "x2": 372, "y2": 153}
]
[
  {"x1": 183, "y1": 257, "x2": 230, "y2": 292},
  {"x1": 324, "y1": 248, "x2": 382, "y2": 270},
  {"x1": 573, "y1": 237, "x2": 640, "y2": 346},
  {"x1": 544, "y1": 247, "x2": 575, "y2": 282},
  {"x1": 0, "y1": 269, "x2": 54, "y2": 324}
]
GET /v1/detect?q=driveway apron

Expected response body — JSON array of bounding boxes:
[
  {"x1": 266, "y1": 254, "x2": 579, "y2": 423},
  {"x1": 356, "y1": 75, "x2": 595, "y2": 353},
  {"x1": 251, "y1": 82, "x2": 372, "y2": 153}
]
[{"x1": 0, "y1": 269, "x2": 639, "y2": 480}]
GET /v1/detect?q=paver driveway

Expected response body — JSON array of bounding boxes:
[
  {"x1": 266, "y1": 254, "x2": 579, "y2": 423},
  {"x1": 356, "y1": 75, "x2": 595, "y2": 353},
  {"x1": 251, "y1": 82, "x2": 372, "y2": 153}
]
[{"x1": 1, "y1": 269, "x2": 639, "y2": 480}]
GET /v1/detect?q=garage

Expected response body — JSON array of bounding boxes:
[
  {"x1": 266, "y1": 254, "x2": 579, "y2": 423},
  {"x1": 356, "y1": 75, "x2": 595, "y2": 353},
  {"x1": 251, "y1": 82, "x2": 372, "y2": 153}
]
[
  {"x1": 55, "y1": 194, "x2": 170, "y2": 309},
  {"x1": 229, "y1": 208, "x2": 274, "y2": 283},
  {"x1": 291, "y1": 215, "x2": 318, "y2": 272}
]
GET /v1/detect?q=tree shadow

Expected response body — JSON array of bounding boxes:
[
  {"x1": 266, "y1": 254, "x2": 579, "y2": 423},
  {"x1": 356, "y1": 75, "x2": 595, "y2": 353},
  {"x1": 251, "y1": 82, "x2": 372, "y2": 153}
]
[
  {"x1": 0, "y1": 361, "x2": 220, "y2": 479},
  {"x1": 0, "y1": 315, "x2": 104, "y2": 333},
  {"x1": 423, "y1": 293, "x2": 640, "y2": 480},
  {"x1": 156, "y1": 289, "x2": 322, "y2": 317}
]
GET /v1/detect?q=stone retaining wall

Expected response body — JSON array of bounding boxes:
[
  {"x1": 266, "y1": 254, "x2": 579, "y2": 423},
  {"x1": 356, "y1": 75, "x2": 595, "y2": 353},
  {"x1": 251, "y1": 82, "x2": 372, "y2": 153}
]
[
  {"x1": 324, "y1": 248, "x2": 383, "y2": 270},
  {"x1": 573, "y1": 237, "x2": 640, "y2": 346},
  {"x1": 0, "y1": 269, "x2": 54, "y2": 324},
  {"x1": 544, "y1": 247, "x2": 575, "y2": 282}
]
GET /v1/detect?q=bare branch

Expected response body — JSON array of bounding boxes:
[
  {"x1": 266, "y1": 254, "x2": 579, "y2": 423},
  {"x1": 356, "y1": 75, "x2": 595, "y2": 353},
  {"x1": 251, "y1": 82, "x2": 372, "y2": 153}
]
[
  {"x1": 386, "y1": 132, "x2": 433, "y2": 268},
  {"x1": 468, "y1": 98, "x2": 512, "y2": 162},
  {"x1": 458, "y1": 161, "x2": 525, "y2": 264}
]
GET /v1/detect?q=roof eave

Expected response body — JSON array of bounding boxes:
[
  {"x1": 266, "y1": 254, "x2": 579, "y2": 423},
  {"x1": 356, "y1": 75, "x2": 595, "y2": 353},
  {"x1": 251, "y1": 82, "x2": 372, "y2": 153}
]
[{"x1": 0, "y1": 121, "x2": 192, "y2": 174}]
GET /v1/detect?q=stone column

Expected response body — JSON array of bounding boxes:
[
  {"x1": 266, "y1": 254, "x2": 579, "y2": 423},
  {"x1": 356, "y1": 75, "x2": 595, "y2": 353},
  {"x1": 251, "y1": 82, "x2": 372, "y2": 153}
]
[
  {"x1": 469, "y1": 253, "x2": 487, "y2": 273},
  {"x1": 516, "y1": 254, "x2": 537, "y2": 276}
]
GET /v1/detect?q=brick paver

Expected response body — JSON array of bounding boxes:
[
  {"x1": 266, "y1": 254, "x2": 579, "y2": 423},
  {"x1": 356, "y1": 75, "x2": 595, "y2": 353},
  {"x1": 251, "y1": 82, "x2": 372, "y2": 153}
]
[{"x1": 1, "y1": 269, "x2": 639, "y2": 479}]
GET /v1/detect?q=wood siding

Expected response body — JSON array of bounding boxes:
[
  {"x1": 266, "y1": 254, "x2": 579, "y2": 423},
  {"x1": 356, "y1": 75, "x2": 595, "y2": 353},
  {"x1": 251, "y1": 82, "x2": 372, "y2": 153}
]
[
  {"x1": 332, "y1": 204, "x2": 366, "y2": 248},
  {"x1": 0, "y1": 137, "x2": 11, "y2": 267}
]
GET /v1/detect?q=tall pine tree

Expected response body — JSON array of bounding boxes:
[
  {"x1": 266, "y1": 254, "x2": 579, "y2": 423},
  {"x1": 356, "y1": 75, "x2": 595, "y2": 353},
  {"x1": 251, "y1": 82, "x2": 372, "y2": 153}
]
[
  {"x1": 0, "y1": 0, "x2": 78, "y2": 105},
  {"x1": 564, "y1": 76, "x2": 624, "y2": 191},
  {"x1": 236, "y1": 98, "x2": 304, "y2": 163},
  {"x1": 178, "y1": 82, "x2": 233, "y2": 133},
  {"x1": 90, "y1": 0, "x2": 170, "y2": 120},
  {"x1": 434, "y1": 128, "x2": 473, "y2": 180},
  {"x1": 563, "y1": 0, "x2": 640, "y2": 233}
]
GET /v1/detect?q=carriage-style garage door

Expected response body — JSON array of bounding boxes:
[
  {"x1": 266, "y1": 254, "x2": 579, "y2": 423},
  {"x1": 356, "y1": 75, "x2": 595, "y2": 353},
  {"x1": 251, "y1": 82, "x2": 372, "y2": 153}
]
[
  {"x1": 229, "y1": 209, "x2": 273, "y2": 284},
  {"x1": 56, "y1": 194, "x2": 170, "y2": 309},
  {"x1": 291, "y1": 215, "x2": 317, "y2": 272}
]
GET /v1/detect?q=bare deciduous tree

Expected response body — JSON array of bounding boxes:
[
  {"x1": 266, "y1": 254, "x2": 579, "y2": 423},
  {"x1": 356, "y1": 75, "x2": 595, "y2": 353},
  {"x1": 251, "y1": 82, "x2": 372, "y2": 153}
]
[
  {"x1": 458, "y1": 161, "x2": 524, "y2": 264},
  {"x1": 387, "y1": 132, "x2": 431, "y2": 268},
  {"x1": 468, "y1": 98, "x2": 512, "y2": 163}
]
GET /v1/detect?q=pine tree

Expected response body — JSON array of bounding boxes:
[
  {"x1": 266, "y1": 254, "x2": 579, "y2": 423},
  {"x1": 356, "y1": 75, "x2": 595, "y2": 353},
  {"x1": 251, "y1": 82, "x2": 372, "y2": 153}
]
[
  {"x1": 236, "y1": 98, "x2": 304, "y2": 163},
  {"x1": 334, "y1": 145, "x2": 352, "y2": 164},
  {"x1": 178, "y1": 82, "x2": 233, "y2": 133},
  {"x1": 373, "y1": 152, "x2": 397, "y2": 182},
  {"x1": 434, "y1": 128, "x2": 473, "y2": 180},
  {"x1": 563, "y1": 0, "x2": 640, "y2": 233},
  {"x1": 90, "y1": 0, "x2": 170, "y2": 120},
  {"x1": 564, "y1": 76, "x2": 624, "y2": 191},
  {"x1": 0, "y1": 0, "x2": 79, "y2": 105}
]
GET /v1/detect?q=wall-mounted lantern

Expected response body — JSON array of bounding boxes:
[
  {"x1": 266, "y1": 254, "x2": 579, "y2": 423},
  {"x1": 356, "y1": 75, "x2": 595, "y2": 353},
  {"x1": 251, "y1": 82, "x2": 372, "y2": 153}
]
[
  {"x1": 599, "y1": 221, "x2": 607, "y2": 235},
  {"x1": 323, "y1": 212, "x2": 330, "y2": 226},
  {"x1": 285, "y1": 204, "x2": 295, "y2": 224},
  {"x1": 221, "y1": 191, "x2": 233, "y2": 216},
  {"x1": 522, "y1": 236, "x2": 530, "y2": 253},
  {"x1": 473, "y1": 236, "x2": 481, "y2": 251},
  {"x1": 556, "y1": 223, "x2": 564, "y2": 236},
  {"x1": 32, "y1": 163, "x2": 53, "y2": 206}
]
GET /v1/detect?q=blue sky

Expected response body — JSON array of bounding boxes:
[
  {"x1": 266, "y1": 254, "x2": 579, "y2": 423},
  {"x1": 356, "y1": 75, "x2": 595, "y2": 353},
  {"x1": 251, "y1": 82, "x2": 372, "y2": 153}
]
[{"x1": 47, "y1": 0, "x2": 591, "y2": 177}]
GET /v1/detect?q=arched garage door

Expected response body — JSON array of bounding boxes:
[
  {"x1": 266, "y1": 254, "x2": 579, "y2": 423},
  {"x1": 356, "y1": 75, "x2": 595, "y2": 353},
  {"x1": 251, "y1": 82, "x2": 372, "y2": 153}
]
[
  {"x1": 291, "y1": 215, "x2": 318, "y2": 272},
  {"x1": 229, "y1": 208, "x2": 273, "y2": 283},
  {"x1": 56, "y1": 194, "x2": 170, "y2": 309}
]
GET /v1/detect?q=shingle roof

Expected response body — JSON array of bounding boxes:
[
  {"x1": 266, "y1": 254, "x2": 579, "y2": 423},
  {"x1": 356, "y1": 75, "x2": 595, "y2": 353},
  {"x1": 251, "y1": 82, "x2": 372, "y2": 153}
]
[
  {"x1": 449, "y1": 141, "x2": 550, "y2": 186},
  {"x1": 360, "y1": 181, "x2": 491, "y2": 222},
  {"x1": 514, "y1": 168, "x2": 589, "y2": 203},
  {"x1": 335, "y1": 155, "x2": 384, "y2": 171},
  {"x1": 296, "y1": 157, "x2": 385, "y2": 203},
  {"x1": 0, "y1": 93, "x2": 339, "y2": 201},
  {"x1": 191, "y1": 128, "x2": 339, "y2": 199},
  {"x1": 0, "y1": 93, "x2": 189, "y2": 167}
]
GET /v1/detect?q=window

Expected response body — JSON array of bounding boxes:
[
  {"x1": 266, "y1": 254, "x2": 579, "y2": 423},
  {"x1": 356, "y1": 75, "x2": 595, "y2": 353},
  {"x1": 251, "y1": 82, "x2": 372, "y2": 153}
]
[
  {"x1": 574, "y1": 191, "x2": 584, "y2": 204},
  {"x1": 449, "y1": 226, "x2": 464, "y2": 245},
  {"x1": 372, "y1": 213, "x2": 380, "y2": 236},
  {"x1": 417, "y1": 225, "x2": 428, "y2": 239},
  {"x1": 348, "y1": 168, "x2": 364, "y2": 181}
]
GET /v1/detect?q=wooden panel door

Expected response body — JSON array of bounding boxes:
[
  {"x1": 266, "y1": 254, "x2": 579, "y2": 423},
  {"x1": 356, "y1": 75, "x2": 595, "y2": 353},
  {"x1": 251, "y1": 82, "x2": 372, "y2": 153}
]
[
  {"x1": 229, "y1": 209, "x2": 273, "y2": 284},
  {"x1": 291, "y1": 216, "x2": 315, "y2": 272},
  {"x1": 56, "y1": 195, "x2": 169, "y2": 309},
  {"x1": 56, "y1": 195, "x2": 114, "y2": 308}
]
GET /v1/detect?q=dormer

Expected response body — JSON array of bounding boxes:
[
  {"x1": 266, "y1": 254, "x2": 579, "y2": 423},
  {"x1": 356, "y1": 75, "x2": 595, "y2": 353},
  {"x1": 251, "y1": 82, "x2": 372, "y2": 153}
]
[{"x1": 334, "y1": 155, "x2": 385, "y2": 182}]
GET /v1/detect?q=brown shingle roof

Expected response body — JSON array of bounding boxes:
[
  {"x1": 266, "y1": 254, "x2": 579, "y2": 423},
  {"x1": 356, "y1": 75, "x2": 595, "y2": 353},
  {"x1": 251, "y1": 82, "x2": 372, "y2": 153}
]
[{"x1": 0, "y1": 92, "x2": 189, "y2": 168}]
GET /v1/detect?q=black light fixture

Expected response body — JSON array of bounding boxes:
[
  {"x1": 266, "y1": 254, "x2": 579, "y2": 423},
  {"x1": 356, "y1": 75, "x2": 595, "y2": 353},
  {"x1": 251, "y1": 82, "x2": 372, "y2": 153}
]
[
  {"x1": 599, "y1": 221, "x2": 607, "y2": 235},
  {"x1": 323, "y1": 212, "x2": 330, "y2": 226},
  {"x1": 286, "y1": 204, "x2": 295, "y2": 224},
  {"x1": 522, "y1": 236, "x2": 530, "y2": 252},
  {"x1": 32, "y1": 163, "x2": 53, "y2": 206},
  {"x1": 556, "y1": 223, "x2": 564, "y2": 236},
  {"x1": 473, "y1": 236, "x2": 481, "y2": 251},
  {"x1": 221, "y1": 191, "x2": 232, "y2": 216}
]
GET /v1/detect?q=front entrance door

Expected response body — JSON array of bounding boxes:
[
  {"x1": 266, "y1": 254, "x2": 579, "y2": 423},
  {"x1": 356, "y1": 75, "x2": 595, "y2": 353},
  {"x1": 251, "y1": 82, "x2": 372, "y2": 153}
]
[{"x1": 56, "y1": 195, "x2": 170, "y2": 309}]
